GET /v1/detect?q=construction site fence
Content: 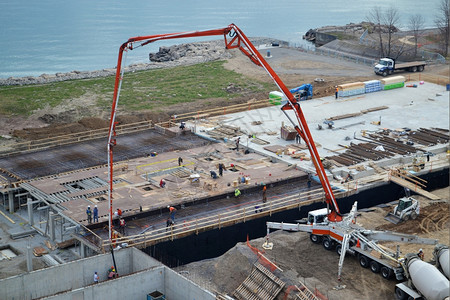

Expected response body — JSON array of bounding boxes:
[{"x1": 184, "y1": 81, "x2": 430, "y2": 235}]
[
  {"x1": 404, "y1": 73, "x2": 450, "y2": 86},
  {"x1": 100, "y1": 188, "x2": 346, "y2": 251},
  {"x1": 289, "y1": 43, "x2": 447, "y2": 67}
]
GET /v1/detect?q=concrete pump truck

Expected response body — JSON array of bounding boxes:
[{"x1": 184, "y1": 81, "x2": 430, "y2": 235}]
[{"x1": 106, "y1": 24, "x2": 449, "y2": 300}]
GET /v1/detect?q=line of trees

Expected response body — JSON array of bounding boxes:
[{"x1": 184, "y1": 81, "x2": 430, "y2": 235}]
[{"x1": 367, "y1": 0, "x2": 449, "y2": 59}]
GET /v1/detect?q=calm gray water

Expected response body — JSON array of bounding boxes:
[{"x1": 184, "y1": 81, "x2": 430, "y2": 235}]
[{"x1": 0, "y1": 0, "x2": 439, "y2": 78}]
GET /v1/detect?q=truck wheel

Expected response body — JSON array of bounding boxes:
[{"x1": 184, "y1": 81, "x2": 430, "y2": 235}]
[
  {"x1": 418, "y1": 65, "x2": 424, "y2": 72},
  {"x1": 388, "y1": 70, "x2": 393, "y2": 75},
  {"x1": 410, "y1": 211, "x2": 417, "y2": 220},
  {"x1": 381, "y1": 266, "x2": 392, "y2": 279},
  {"x1": 322, "y1": 237, "x2": 335, "y2": 250},
  {"x1": 411, "y1": 66, "x2": 417, "y2": 72},
  {"x1": 310, "y1": 234, "x2": 322, "y2": 244},
  {"x1": 359, "y1": 255, "x2": 370, "y2": 268},
  {"x1": 395, "y1": 287, "x2": 407, "y2": 300},
  {"x1": 336, "y1": 244, "x2": 346, "y2": 256},
  {"x1": 402, "y1": 213, "x2": 410, "y2": 221},
  {"x1": 370, "y1": 261, "x2": 380, "y2": 273},
  {"x1": 382, "y1": 71, "x2": 388, "y2": 77}
]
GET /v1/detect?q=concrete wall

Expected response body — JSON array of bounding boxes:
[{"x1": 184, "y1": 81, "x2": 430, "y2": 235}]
[
  {"x1": 43, "y1": 266, "x2": 166, "y2": 300},
  {"x1": 0, "y1": 247, "x2": 215, "y2": 300},
  {"x1": 42, "y1": 266, "x2": 216, "y2": 300},
  {"x1": 0, "y1": 247, "x2": 161, "y2": 300},
  {"x1": 164, "y1": 267, "x2": 216, "y2": 300}
]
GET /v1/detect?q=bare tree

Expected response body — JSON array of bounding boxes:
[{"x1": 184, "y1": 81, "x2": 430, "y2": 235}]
[
  {"x1": 367, "y1": 6, "x2": 385, "y2": 57},
  {"x1": 409, "y1": 14, "x2": 425, "y2": 58},
  {"x1": 435, "y1": 0, "x2": 450, "y2": 57},
  {"x1": 367, "y1": 6, "x2": 401, "y2": 58},
  {"x1": 383, "y1": 6, "x2": 401, "y2": 57}
]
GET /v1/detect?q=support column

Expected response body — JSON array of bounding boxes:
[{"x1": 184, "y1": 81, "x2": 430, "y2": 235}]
[
  {"x1": 80, "y1": 243, "x2": 86, "y2": 258},
  {"x1": 27, "y1": 198, "x2": 34, "y2": 226},
  {"x1": 49, "y1": 212, "x2": 56, "y2": 241},
  {"x1": 8, "y1": 189, "x2": 14, "y2": 214},
  {"x1": 26, "y1": 242, "x2": 33, "y2": 272}
]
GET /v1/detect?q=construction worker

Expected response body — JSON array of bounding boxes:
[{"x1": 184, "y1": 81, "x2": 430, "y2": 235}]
[
  {"x1": 93, "y1": 271, "x2": 99, "y2": 284},
  {"x1": 218, "y1": 163, "x2": 224, "y2": 176},
  {"x1": 178, "y1": 156, "x2": 183, "y2": 166},
  {"x1": 235, "y1": 188, "x2": 241, "y2": 198},
  {"x1": 418, "y1": 249, "x2": 424, "y2": 260},
  {"x1": 86, "y1": 206, "x2": 92, "y2": 224},
  {"x1": 107, "y1": 266, "x2": 116, "y2": 279},
  {"x1": 335, "y1": 86, "x2": 338, "y2": 99},
  {"x1": 235, "y1": 137, "x2": 240, "y2": 151},
  {"x1": 167, "y1": 206, "x2": 176, "y2": 222},
  {"x1": 119, "y1": 218, "x2": 126, "y2": 235},
  {"x1": 160, "y1": 179, "x2": 166, "y2": 188},
  {"x1": 210, "y1": 170, "x2": 218, "y2": 179},
  {"x1": 93, "y1": 205, "x2": 99, "y2": 223},
  {"x1": 262, "y1": 185, "x2": 267, "y2": 203},
  {"x1": 111, "y1": 231, "x2": 118, "y2": 248}
]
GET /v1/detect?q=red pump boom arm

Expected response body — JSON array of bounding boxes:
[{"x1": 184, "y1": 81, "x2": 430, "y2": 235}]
[{"x1": 107, "y1": 24, "x2": 341, "y2": 240}]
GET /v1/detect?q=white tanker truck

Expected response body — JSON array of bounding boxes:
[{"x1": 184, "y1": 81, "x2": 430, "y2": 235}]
[
  {"x1": 433, "y1": 244, "x2": 449, "y2": 280},
  {"x1": 395, "y1": 253, "x2": 449, "y2": 300}
]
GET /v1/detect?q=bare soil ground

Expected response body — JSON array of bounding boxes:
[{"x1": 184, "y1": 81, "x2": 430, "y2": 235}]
[{"x1": 176, "y1": 187, "x2": 449, "y2": 300}]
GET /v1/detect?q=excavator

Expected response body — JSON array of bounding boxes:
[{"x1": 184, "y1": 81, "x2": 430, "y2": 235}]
[{"x1": 107, "y1": 23, "x2": 341, "y2": 241}]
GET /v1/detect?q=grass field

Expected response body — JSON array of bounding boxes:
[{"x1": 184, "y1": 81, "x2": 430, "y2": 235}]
[{"x1": 0, "y1": 61, "x2": 274, "y2": 116}]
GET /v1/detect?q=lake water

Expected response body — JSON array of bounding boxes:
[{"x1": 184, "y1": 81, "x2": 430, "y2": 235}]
[{"x1": 0, "y1": 0, "x2": 439, "y2": 78}]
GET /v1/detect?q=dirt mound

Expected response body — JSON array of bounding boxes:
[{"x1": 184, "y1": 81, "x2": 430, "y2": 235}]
[
  {"x1": 13, "y1": 122, "x2": 86, "y2": 140},
  {"x1": 77, "y1": 117, "x2": 109, "y2": 130},
  {"x1": 376, "y1": 202, "x2": 449, "y2": 234},
  {"x1": 176, "y1": 241, "x2": 256, "y2": 295}
]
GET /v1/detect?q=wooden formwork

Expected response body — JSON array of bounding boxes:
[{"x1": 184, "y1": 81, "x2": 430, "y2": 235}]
[{"x1": 233, "y1": 263, "x2": 285, "y2": 300}]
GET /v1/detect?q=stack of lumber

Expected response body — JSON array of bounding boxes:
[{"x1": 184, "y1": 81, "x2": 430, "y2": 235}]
[
  {"x1": 33, "y1": 246, "x2": 48, "y2": 257},
  {"x1": 337, "y1": 82, "x2": 365, "y2": 97},
  {"x1": 364, "y1": 80, "x2": 382, "y2": 93},
  {"x1": 380, "y1": 76, "x2": 405, "y2": 90}
]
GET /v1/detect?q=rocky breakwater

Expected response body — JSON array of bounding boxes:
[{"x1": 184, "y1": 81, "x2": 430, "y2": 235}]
[
  {"x1": 304, "y1": 22, "x2": 399, "y2": 45},
  {"x1": 0, "y1": 38, "x2": 286, "y2": 87}
]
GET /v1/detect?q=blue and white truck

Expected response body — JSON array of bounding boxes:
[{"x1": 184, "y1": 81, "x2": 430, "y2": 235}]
[{"x1": 374, "y1": 58, "x2": 426, "y2": 77}]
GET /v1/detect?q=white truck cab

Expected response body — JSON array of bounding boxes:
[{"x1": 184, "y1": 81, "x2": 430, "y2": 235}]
[
  {"x1": 307, "y1": 208, "x2": 329, "y2": 224},
  {"x1": 374, "y1": 58, "x2": 394, "y2": 76}
]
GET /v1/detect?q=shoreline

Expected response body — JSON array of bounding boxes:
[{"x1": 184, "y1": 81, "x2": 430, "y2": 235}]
[{"x1": 0, "y1": 38, "x2": 286, "y2": 87}]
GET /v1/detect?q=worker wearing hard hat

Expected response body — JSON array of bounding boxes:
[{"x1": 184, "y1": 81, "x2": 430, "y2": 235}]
[
  {"x1": 93, "y1": 205, "x2": 98, "y2": 223},
  {"x1": 86, "y1": 206, "x2": 92, "y2": 224},
  {"x1": 167, "y1": 206, "x2": 176, "y2": 222},
  {"x1": 418, "y1": 249, "x2": 424, "y2": 260}
]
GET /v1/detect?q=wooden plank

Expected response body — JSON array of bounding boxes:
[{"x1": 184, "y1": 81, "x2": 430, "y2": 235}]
[
  {"x1": 361, "y1": 106, "x2": 389, "y2": 114},
  {"x1": 263, "y1": 145, "x2": 287, "y2": 154},
  {"x1": 389, "y1": 176, "x2": 440, "y2": 200}
]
